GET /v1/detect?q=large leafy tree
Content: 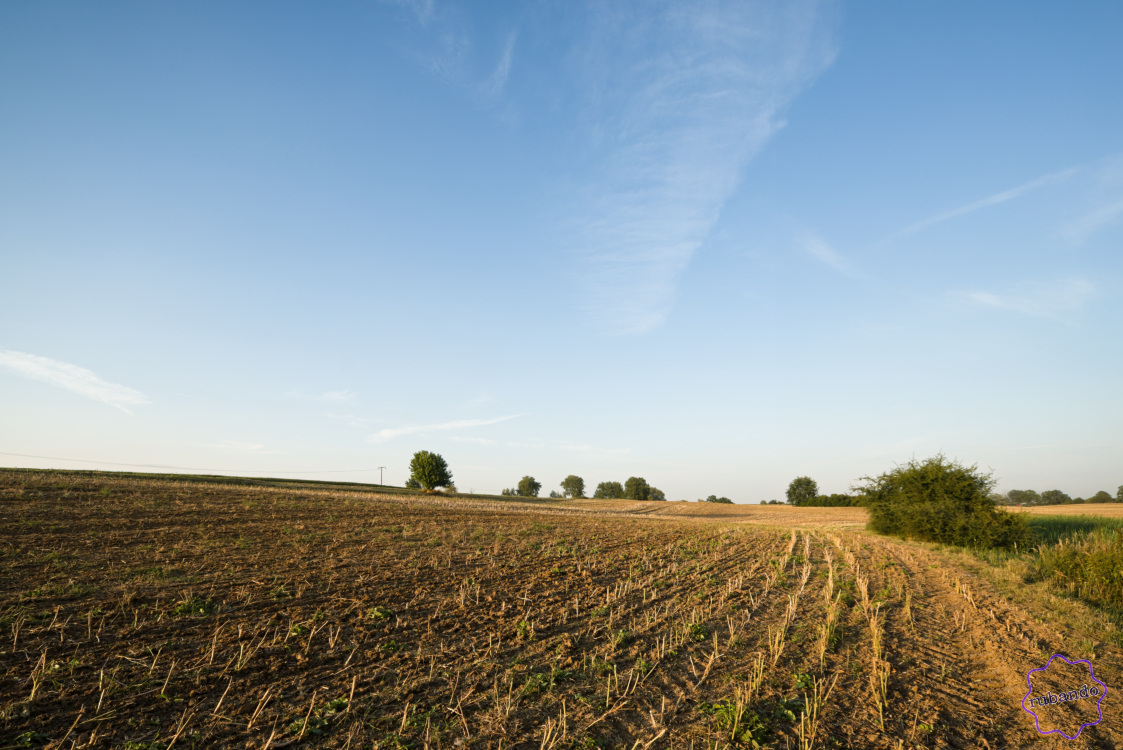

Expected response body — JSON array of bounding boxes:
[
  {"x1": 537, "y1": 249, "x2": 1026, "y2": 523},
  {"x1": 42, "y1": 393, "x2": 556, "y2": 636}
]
[
  {"x1": 624, "y1": 476, "x2": 651, "y2": 501},
  {"x1": 408, "y1": 451, "x2": 453, "y2": 491},
  {"x1": 517, "y1": 476, "x2": 542, "y2": 497},
  {"x1": 857, "y1": 454, "x2": 1030, "y2": 549},
  {"x1": 1008, "y1": 489, "x2": 1042, "y2": 505},
  {"x1": 1041, "y1": 489, "x2": 1071, "y2": 505},
  {"x1": 560, "y1": 475, "x2": 586, "y2": 498},
  {"x1": 786, "y1": 477, "x2": 818, "y2": 506},
  {"x1": 593, "y1": 481, "x2": 624, "y2": 499},
  {"x1": 1118, "y1": 485, "x2": 1123, "y2": 503},
  {"x1": 1088, "y1": 490, "x2": 1114, "y2": 504}
]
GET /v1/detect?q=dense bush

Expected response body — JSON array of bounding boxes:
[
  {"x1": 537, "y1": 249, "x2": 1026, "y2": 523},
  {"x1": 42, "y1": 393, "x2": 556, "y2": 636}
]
[{"x1": 858, "y1": 455, "x2": 1031, "y2": 549}]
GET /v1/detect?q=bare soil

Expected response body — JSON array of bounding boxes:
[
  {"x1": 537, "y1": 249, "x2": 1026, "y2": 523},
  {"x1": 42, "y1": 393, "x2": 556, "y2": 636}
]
[{"x1": 2, "y1": 471, "x2": 1119, "y2": 749}]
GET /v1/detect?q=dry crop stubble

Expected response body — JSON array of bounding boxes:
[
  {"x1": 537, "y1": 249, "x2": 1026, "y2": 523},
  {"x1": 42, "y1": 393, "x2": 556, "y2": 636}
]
[{"x1": 1, "y1": 470, "x2": 1120, "y2": 748}]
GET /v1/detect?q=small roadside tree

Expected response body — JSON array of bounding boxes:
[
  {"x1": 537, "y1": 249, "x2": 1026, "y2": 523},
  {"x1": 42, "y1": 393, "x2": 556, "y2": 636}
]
[
  {"x1": 624, "y1": 476, "x2": 651, "y2": 501},
  {"x1": 648, "y1": 486, "x2": 667, "y2": 501},
  {"x1": 517, "y1": 476, "x2": 542, "y2": 497},
  {"x1": 408, "y1": 451, "x2": 453, "y2": 491},
  {"x1": 593, "y1": 481, "x2": 624, "y2": 499},
  {"x1": 560, "y1": 475, "x2": 586, "y2": 498},
  {"x1": 786, "y1": 477, "x2": 818, "y2": 506},
  {"x1": 857, "y1": 454, "x2": 1030, "y2": 549}
]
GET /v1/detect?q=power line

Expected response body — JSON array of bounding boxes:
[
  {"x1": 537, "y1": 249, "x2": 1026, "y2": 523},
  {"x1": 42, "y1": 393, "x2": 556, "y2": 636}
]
[{"x1": 0, "y1": 451, "x2": 390, "y2": 475}]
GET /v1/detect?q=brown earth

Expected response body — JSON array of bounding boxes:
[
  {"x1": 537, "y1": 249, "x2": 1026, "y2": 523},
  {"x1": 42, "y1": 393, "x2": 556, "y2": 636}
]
[{"x1": 1, "y1": 471, "x2": 1119, "y2": 749}]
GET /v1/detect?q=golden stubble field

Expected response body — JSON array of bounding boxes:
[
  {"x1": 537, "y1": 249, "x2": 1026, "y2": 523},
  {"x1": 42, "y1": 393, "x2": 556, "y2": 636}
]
[{"x1": 2, "y1": 471, "x2": 1120, "y2": 749}]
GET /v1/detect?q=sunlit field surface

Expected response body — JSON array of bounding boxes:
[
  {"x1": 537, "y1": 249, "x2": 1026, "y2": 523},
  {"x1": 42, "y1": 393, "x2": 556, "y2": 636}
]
[{"x1": 3, "y1": 471, "x2": 1121, "y2": 748}]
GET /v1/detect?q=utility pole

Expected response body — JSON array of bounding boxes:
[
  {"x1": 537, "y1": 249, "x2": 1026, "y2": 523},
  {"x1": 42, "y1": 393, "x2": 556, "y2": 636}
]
[{"x1": 378, "y1": 467, "x2": 386, "y2": 486}]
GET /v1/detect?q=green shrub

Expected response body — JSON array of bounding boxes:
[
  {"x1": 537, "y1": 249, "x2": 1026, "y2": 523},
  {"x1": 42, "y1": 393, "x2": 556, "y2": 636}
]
[{"x1": 858, "y1": 454, "x2": 1031, "y2": 549}]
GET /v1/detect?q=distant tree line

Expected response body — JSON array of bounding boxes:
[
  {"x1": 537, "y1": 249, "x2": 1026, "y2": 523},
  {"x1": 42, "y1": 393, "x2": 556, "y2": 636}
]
[
  {"x1": 784, "y1": 477, "x2": 865, "y2": 507},
  {"x1": 702, "y1": 495, "x2": 733, "y2": 504},
  {"x1": 498, "y1": 474, "x2": 666, "y2": 501},
  {"x1": 1002, "y1": 487, "x2": 1123, "y2": 506},
  {"x1": 593, "y1": 477, "x2": 666, "y2": 501}
]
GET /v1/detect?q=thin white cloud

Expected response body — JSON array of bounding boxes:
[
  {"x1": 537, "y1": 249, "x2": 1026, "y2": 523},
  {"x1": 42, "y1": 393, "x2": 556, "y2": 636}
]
[
  {"x1": 571, "y1": 0, "x2": 838, "y2": 334},
  {"x1": 801, "y1": 235, "x2": 860, "y2": 277},
  {"x1": 380, "y1": 0, "x2": 435, "y2": 25},
  {"x1": 1063, "y1": 196, "x2": 1123, "y2": 244},
  {"x1": 899, "y1": 167, "x2": 1078, "y2": 238},
  {"x1": 325, "y1": 413, "x2": 377, "y2": 429},
  {"x1": 956, "y1": 278, "x2": 1095, "y2": 319},
  {"x1": 480, "y1": 30, "x2": 517, "y2": 99},
  {"x1": 315, "y1": 389, "x2": 358, "y2": 404},
  {"x1": 368, "y1": 414, "x2": 522, "y2": 443},
  {"x1": 451, "y1": 436, "x2": 497, "y2": 445},
  {"x1": 0, "y1": 348, "x2": 149, "y2": 414},
  {"x1": 564, "y1": 444, "x2": 631, "y2": 458},
  {"x1": 207, "y1": 440, "x2": 277, "y2": 454},
  {"x1": 460, "y1": 392, "x2": 494, "y2": 410}
]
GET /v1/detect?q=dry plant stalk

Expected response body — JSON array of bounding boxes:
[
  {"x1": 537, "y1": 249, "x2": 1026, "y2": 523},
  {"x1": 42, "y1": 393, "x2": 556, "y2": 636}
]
[
  {"x1": 797, "y1": 673, "x2": 839, "y2": 750},
  {"x1": 767, "y1": 625, "x2": 785, "y2": 666}
]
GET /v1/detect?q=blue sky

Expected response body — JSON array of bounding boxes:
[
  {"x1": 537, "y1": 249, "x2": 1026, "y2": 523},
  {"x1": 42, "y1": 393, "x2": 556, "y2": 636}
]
[{"x1": 2, "y1": 1, "x2": 1121, "y2": 500}]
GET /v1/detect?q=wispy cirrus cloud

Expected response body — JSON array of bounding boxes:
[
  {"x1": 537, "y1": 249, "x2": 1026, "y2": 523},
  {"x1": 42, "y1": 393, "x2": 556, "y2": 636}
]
[
  {"x1": 451, "y1": 436, "x2": 497, "y2": 445},
  {"x1": 570, "y1": 0, "x2": 838, "y2": 333},
  {"x1": 207, "y1": 440, "x2": 278, "y2": 454},
  {"x1": 315, "y1": 389, "x2": 358, "y2": 404},
  {"x1": 955, "y1": 278, "x2": 1095, "y2": 319},
  {"x1": 480, "y1": 30, "x2": 517, "y2": 100},
  {"x1": 0, "y1": 348, "x2": 149, "y2": 414},
  {"x1": 801, "y1": 234, "x2": 861, "y2": 277},
  {"x1": 1063, "y1": 196, "x2": 1123, "y2": 244},
  {"x1": 564, "y1": 444, "x2": 631, "y2": 459},
  {"x1": 379, "y1": 0, "x2": 435, "y2": 26},
  {"x1": 325, "y1": 413, "x2": 377, "y2": 429},
  {"x1": 898, "y1": 167, "x2": 1078, "y2": 238},
  {"x1": 368, "y1": 414, "x2": 522, "y2": 443}
]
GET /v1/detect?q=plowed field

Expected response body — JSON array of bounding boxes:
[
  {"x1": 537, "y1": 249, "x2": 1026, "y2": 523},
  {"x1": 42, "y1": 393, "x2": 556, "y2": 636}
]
[{"x1": 2, "y1": 472, "x2": 1119, "y2": 748}]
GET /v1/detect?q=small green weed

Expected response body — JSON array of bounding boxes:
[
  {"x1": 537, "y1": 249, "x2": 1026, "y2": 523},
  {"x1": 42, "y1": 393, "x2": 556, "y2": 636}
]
[
  {"x1": 173, "y1": 597, "x2": 217, "y2": 617},
  {"x1": 367, "y1": 606, "x2": 393, "y2": 621},
  {"x1": 687, "y1": 623, "x2": 709, "y2": 642}
]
